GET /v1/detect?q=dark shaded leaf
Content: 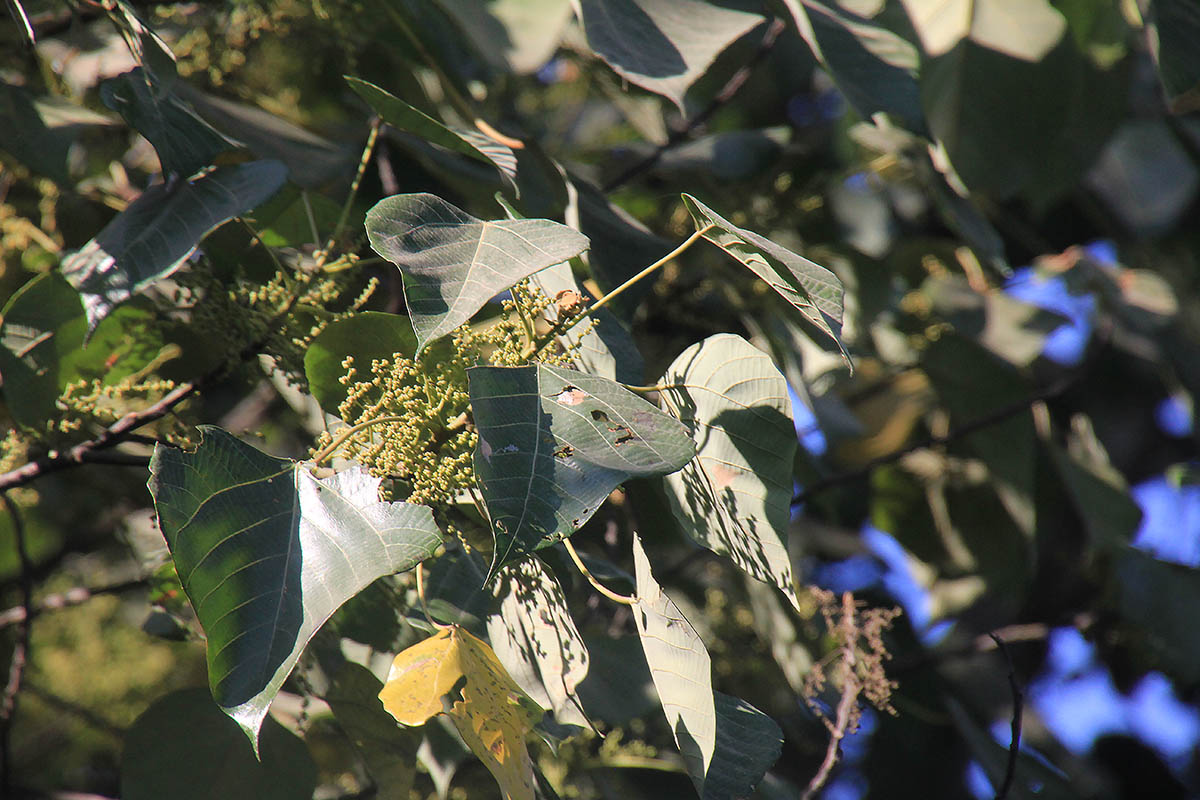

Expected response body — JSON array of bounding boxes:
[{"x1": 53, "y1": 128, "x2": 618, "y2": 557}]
[
  {"x1": 303, "y1": 311, "x2": 418, "y2": 414},
  {"x1": 326, "y1": 664, "x2": 419, "y2": 800},
  {"x1": 61, "y1": 159, "x2": 288, "y2": 333}
]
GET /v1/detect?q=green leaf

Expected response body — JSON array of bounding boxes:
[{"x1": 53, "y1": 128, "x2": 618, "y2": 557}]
[
  {"x1": 631, "y1": 533, "x2": 716, "y2": 789},
  {"x1": 0, "y1": 274, "x2": 168, "y2": 428},
  {"x1": 704, "y1": 693, "x2": 783, "y2": 800},
  {"x1": 440, "y1": 0, "x2": 574, "y2": 74},
  {"x1": 100, "y1": 66, "x2": 240, "y2": 178},
  {"x1": 681, "y1": 194, "x2": 846, "y2": 356},
  {"x1": 782, "y1": 0, "x2": 925, "y2": 132},
  {"x1": 486, "y1": 556, "x2": 590, "y2": 728},
  {"x1": 1113, "y1": 547, "x2": 1200, "y2": 685},
  {"x1": 575, "y1": 634, "x2": 658, "y2": 725},
  {"x1": 61, "y1": 159, "x2": 289, "y2": 333},
  {"x1": 571, "y1": 0, "x2": 765, "y2": 110},
  {"x1": 303, "y1": 311, "x2": 418, "y2": 414},
  {"x1": 347, "y1": 77, "x2": 517, "y2": 183},
  {"x1": 901, "y1": 0, "x2": 1066, "y2": 61},
  {"x1": 326, "y1": 664, "x2": 420, "y2": 800},
  {"x1": 659, "y1": 334, "x2": 800, "y2": 610},
  {"x1": 468, "y1": 364, "x2": 695, "y2": 577},
  {"x1": 365, "y1": 193, "x2": 589, "y2": 353},
  {"x1": 1150, "y1": 0, "x2": 1200, "y2": 113},
  {"x1": 120, "y1": 688, "x2": 316, "y2": 800},
  {"x1": 147, "y1": 426, "x2": 442, "y2": 751},
  {"x1": 0, "y1": 82, "x2": 71, "y2": 182}
]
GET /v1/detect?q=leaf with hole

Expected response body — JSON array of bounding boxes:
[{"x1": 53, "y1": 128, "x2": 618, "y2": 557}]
[
  {"x1": 379, "y1": 625, "x2": 541, "y2": 800},
  {"x1": 365, "y1": 193, "x2": 589, "y2": 353},
  {"x1": 681, "y1": 194, "x2": 846, "y2": 359},
  {"x1": 61, "y1": 159, "x2": 288, "y2": 334},
  {"x1": 660, "y1": 334, "x2": 800, "y2": 610},
  {"x1": 148, "y1": 426, "x2": 442, "y2": 752},
  {"x1": 468, "y1": 364, "x2": 695, "y2": 579}
]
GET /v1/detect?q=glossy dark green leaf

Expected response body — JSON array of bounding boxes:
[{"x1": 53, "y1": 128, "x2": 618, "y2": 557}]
[
  {"x1": 148, "y1": 426, "x2": 442, "y2": 751},
  {"x1": 61, "y1": 159, "x2": 288, "y2": 333},
  {"x1": 348, "y1": 77, "x2": 517, "y2": 182},
  {"x1": 303, "y1": 311, "x2": 418, "y2": 414},
  {"x1": 365, "y1": 193, "x2": 589, "y2": 353},
  {"x1": 326, "y1": 664, "x2": 419, "y2": 800},
  {"x1": 632, "y1": 533, "x2": 716, "y2": 789},
  {"x1": 682, "y1": 194, "x2": 846, "y2": 355},
  {"x1": 120, "y1": 688, "x2": 316, "y2": 800},
  {"x1": 468, "y1": 364, "x2": 694, "y2": 577},
  {"x1": 100, "y1": 66, "x2": 239, "y2": 178},
  {"x1": 659, "y1": 334, "x2": 800, "y2": 609},
  {"x1": 572, "y1": 0, "x2": 765, "y2": 110},
  {"x1": 0, "y1": 274, "x2": 167, "y2": 428}
]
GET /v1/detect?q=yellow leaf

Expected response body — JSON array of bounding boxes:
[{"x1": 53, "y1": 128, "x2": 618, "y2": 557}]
[{"x1": 379, "y1": 626, "x2": 539, "y2": 800}]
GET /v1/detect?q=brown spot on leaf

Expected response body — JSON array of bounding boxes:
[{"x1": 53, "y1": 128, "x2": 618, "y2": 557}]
[
  {"x1": 553, "y1": 386, "x2": 587, "y2": 405},
  {"x1": 709, "y1": 463, "x2": 738, "y2": 489}
]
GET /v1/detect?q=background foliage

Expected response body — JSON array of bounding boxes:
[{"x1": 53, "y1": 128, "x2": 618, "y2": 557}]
[{"x1": 2, "y1": 1, "x2": 1200, "y2": 798}]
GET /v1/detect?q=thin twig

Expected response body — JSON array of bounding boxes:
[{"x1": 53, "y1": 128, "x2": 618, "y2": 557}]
[
  {"x1": 0, "y1": 492, "x2": 32, "y2": 796},
  {"x1": 792, "y1": 371, "x2": 1079, "y2": 505},
  {"x1": 323, "y1": 117, "x2": 381, "y2": 265},
  {"x1": 802, "y1": 592, "x2": 860, "y2": 800},
  {"x1": 310, "y1": 415, "x2": 409, "y2": 466},
  {"x1": 415, "y1": 563, "x2": 450, "y2": 631},
  {"x1": 989, "y1": 632, "x2": 1023, "y2": 800},
  {"x1": 602, "y1": 17, "x2": 787, "y2": 193},
  {"x1": 0, "y1": 579, "x2": 148, "y2": 630},
  {"x1": 584, "y1": 226, "x2": 713, "y2": 316}
]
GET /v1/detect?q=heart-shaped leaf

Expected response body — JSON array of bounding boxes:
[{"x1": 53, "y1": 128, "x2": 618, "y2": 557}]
[
  {"x1": 631, "y1": 534, "x2": 716, "y2": 788},
  {"x1": 682, "y1": 194, "x2": 846, "y2": 357},
  {"x1": 61, "y1": 159, "x2": 288, "y2": 333},
  {"x1": 659, "y1": 334, "x2": 800, "y2": 610},
  {"x1": 468, "y1": 364, "x2": 695, "y2": 578},
  {"x1": 148, "y1": 426, "x2": 442, "y2": 752},
  {"x1": 365, "y1": 193, "x2": 589, "y2": 353}
]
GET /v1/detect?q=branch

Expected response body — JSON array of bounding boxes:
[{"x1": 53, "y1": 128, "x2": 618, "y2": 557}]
[
  {"x1": 989, "y1": 633, "x2": 1023, "y2": 800},
  {"x1": 802, "y1": 592, "x2": 861, "y2": 800},
  {"x1": 0, "y1": 380, "x2": 197, "y2": 493},
  {"x1": 0, "y1": 492, "x2": 32, "y2": 797},
  {"x1": 0, "y1": 578, "x2": 148, "y2": 630},
  {"x1": 792, "y1": 371, "x2": 1078, "y2": 505},
  {"x1": 602, "y1": 17, "x2": 787, "y2": 193}
]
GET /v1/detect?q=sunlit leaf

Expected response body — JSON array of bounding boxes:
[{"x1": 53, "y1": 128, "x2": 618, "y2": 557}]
[
  {"x1": 148, "y1": 426, "x2": 442, "y2": 751},
  {"x1": 100, "y1": 66, "x2": 240, "y2": 178},
  {"x1": 468, "y1": 364, "x2": 695, "y2": 578},
  {"x1": 900, "y1": 0, "x2": 1067, "y2": 61},
  {"x1": 365, "y1": 193, "x2": 589, "y2": 353},
  {"x1": 632, "y1": 533, "x2": 716, "y2": 787},
  {"x1": 325, "y1": 664, "x2": 419, "y2": 800},
  {"x1": 486, "y1": 557, "x2": 590, "y2": 728},
  {"x1": 348, "y1": 77, "x2": 517, "y2": 182},
  {"x1": 659, "y1": 334, "x2": 800, "y2": 610},
  {"x1": 120, "y1": 688, "x2": 316, "y2": 800},
  {"x1": 441, "y1": 0, "x2": 574, "y2": 74},
  {"x1": 681, "y1": 194, "x2": 846, "y2": 356},
  {"x1": 61, "y1": 159, "x2": 288, "y2": 333},
  {"x1": 570, "y1": 0, "x2": 765, "y2": 110},
  {"x1": 379, "y1": 625, "x2": 541, "y2": 800}
]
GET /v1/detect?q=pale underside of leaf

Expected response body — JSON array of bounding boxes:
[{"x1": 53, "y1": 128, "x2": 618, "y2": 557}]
[
  {"x1": 631, "y1": 533, "x2": 716, "y2": 788},
  {"x1": 487, "y1": 557, "x2": 590, "y2": 728},
  {"x1": 469, "y1": 364, "x2": 695, "y2": 579},
  {"x1": 365, "y1": 193, "x2": 589, "y2": 352},
  {"x1": 660, "y1": 334, "x2": 800, "y2": 611},
  {"x1": 148, "y1": 426, "x2": 442, "y2": 752},
  {"x1": 680, "y1": 194, "x2": 847, "y2": 358}
]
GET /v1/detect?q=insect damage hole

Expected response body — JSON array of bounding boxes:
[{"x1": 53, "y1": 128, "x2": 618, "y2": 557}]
[{"x1": 552, "y1": 386, "x2": 588, "y2": 405}]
